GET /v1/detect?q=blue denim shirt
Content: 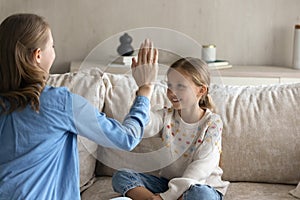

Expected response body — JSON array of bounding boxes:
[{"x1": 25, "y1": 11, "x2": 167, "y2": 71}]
[{"x1": 0, "y1": 86, "x2": 150, "y2": 200}]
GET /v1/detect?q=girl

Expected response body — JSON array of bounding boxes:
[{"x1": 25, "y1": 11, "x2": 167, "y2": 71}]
[
  {"x1": 0, "y1": 13, "x2": 158, "y2": 199},
  {"x1": 112, "y1": 57, "x2": 229, "y2": 200}
]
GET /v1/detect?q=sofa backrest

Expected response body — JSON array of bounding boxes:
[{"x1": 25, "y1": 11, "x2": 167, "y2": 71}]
[
  {"x1": 48, "y1": 68, "x2": 300, "y2": 188},
  {"x1": 210, "y1": 83, "x2": 300, "y2": 184},
  {"x1": 97, "y1": 72, "x2": 300, "y2": 185}
]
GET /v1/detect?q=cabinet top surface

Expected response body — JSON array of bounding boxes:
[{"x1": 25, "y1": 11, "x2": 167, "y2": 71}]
[
  {"x1": 70, "y1": 61, "x2": 300, "y2": 78},
  {"x1": 218, "y1": 65, "x2": 300, "y2": 78}
]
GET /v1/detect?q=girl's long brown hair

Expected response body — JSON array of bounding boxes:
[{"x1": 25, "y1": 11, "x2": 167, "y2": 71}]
[
  {"x1": 0, "y1": 13, "x2": 50, "y2": 114},
  {"x1": 168, "y1": 57, "x2": 216, "y2": 112}
]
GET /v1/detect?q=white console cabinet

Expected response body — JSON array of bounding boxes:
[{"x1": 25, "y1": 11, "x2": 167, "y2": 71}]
[
  {"x1": 70, "y1": 62, "x2": 300, "y2": 86},
  {"x1": 216, "y1": 66, "x2": 300, "y2": 85}
]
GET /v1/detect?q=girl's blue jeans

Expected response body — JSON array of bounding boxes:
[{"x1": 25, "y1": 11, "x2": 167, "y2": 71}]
[{"x1": 112, "y1": 169, "x2": 223, "y2": 200}]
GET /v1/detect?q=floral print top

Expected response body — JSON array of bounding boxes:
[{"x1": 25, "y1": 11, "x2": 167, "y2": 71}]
[{"x1": 145, "y1": 107, "x2": 229, "y2": 200}]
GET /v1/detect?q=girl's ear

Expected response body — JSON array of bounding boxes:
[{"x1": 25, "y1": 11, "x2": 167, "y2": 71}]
[
  {"x1": 33, "y1": 48, "x2": 42, "y2": 64},
  {"x1": 197, "y1": 85, "x2": 208, "y2": 97}
]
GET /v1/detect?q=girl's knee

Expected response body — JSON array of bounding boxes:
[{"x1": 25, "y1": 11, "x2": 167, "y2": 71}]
[
  {"x1": 113, "y1": 169, "x2": 136, "y2": 181},
  {"x1": 112, "y1": 169, "x2": 144, "y2": 195},
  {"x1": 112, "y1": 169, "x2": 138, "y2": 189},
  {"x1": 183, "y1": 184, "x2": 222, "y2": 200}
]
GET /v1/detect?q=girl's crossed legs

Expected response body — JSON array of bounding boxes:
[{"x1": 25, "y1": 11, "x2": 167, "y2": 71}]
[{"x1": 112, "y1": 169, "x2": 223, "y2": 200}]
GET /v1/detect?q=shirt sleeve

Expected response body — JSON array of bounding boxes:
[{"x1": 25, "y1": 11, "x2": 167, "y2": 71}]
[
  {"x1": 143, "y1": 108, "x2": 164, "y2": 138},
  {"x1": 71, "y1": 93, "x2": 150, "y2": 151},
  {"x1": 160, "y1": 115, "x2": 223, "y2": 200}
]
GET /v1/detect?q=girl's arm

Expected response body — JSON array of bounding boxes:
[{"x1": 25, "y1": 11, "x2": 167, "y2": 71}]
[{"x1": 143, "y1": 108, "x2": 164, "y2": 138}]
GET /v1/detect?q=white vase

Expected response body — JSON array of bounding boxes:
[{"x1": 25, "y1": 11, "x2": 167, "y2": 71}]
[{"x1": 292, "y1": 25, "x2": 300, "y2": 69}]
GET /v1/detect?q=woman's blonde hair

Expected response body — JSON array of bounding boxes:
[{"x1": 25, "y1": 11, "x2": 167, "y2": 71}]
[
  {"x1": 0, "y1": 13, "x2": 50, "y2": 114},
  {"x1": 168, "y1": 57, "x2": 215, "y2": 112}
]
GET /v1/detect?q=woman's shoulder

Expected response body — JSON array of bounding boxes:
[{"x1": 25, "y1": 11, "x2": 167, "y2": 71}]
[
  {"x1": 40, "y1": 86, "x2": 72, "y2": 110},
  {"x1": 44, "y1": 85, "x2": 70, "y2": 93},
  {"x1": 42, "y1": 86, "x2": 72, "y2": 100}
]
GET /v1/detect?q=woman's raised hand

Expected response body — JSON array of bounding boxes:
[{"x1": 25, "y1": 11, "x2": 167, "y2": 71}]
[{"x1": 132, "y1": 39, "x2": 158, "y2": 99}]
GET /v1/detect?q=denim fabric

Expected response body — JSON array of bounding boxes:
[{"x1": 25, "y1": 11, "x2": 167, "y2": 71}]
[
  {"x1": 0, "y1": 86, "x2": 150, "y2": 200},
  {"x1": 112, "y1": 169, "x2": 223, "y2": 200},
  {"x1": 183, "y1": 184, "x2": 223, "y2": 200},
  {"x1": 112, "y1": 169, "x2": 169, "y2": 195}
]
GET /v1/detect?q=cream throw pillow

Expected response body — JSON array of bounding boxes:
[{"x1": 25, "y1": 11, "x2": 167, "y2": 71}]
[
  {"x1": 290, "y1": 182, "x2": 300, "y2": 199},
  {"x1": 95, "y1": 73, "x2": 170, "y2": 176}
]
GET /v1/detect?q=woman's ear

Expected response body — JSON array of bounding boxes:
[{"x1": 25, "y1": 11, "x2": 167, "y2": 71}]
[{"x1": 33, "y1": 48, "x2": 42, "y2": 64}]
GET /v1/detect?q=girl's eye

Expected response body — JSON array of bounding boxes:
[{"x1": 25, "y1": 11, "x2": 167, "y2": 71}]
[
  {"x1": 167, "y1": 82, "x2": 186, "y2": 90},
  {"x1": 177, "y1": 84, "x2": 186, "y2": 89}
]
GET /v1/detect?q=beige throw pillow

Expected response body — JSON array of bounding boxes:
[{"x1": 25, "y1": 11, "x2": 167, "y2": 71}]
[
  {"x1": 289, "y1": 182, "x2": 300, "y2": 199},
  {"x1": 95, "y1": 73, "x2": 170, "y2": 176}
]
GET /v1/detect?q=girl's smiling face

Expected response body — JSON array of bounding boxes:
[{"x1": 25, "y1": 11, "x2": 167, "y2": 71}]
[{"x1": 167, "y1": 68, "x2": 202, "y2": 110}]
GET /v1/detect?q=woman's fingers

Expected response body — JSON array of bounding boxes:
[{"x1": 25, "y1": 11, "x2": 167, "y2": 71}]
[
  {"x1": 142, "y1": 39, "x2": 149, "y2": 64},
  {"x1": 131, "y1": 57, "x2": 137, "y2": 68},
  {"x1": 153, "y1": 47, "x2": 158, "y2": 64},
  {"x1": 137, "y1": 42, "x2": 144, "y2": 66},
  {"x1": 132, "y1": 39, "x2": 158, "y2": 70},
  {"x1": 131, "y1": 39, "x2": 158, "y2": 87},
  {"x1": 136, "y1": 39, "x2": 158, "y2": 65},
  {"x1": 147, "y1": 41, "x2": 154, "y2": 63}
]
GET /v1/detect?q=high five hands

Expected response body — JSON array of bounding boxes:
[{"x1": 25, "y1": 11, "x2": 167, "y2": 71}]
[{"x1": 132, "y1": 39, "x2": 158, "y2": 99}]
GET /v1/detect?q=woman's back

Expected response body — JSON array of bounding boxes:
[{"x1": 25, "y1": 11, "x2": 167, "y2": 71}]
[{"x1": 0, "y1": 86, "x2": 80, "y2": 200}]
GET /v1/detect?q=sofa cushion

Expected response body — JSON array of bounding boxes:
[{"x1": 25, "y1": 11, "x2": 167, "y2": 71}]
[
  {"x1": 81, "y1": 177, "x2": 119, "y2": 200},
  {"x1": 101, "y1": 72, "x2": 171, "y2": 121},
  {"x1": 95, "y1": 73, "x2": 170, "y2": 176},
  {"x1": 101, "y1": 73, "x2": 138, "y2": 122},
  {"x1": 81, "y1": 179, "x2": 297, "y2": 200},
  {"x1": 289, "y1": 181, "x2": 300, "y2": 198},
  {"x1": 47, "y1": 68, "x2": 106, "y2": 189},
  {"x1": 95, "y1": 72, "x2": 300, "y2": 185},
  {"x1": 224, "y1": 182, "x2": 297, "y2": 200},
  {"x1": 210, "y1": 83, "x2": 300, "y2": 184}
]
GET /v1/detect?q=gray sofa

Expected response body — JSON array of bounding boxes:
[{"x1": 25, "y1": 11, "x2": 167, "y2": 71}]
[{"x1": 47, "y1": 68, "x2": 300, "y2": 200}]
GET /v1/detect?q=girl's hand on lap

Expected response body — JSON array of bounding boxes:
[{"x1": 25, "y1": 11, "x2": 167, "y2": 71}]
[{"x1": 146, "y1": 194, "x2": 163, "y2": 200}]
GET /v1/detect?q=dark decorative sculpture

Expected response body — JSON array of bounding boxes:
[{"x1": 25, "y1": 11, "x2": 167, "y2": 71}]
[{"x1": 117, "y1": 33, "x2": 134, "y2": 56}]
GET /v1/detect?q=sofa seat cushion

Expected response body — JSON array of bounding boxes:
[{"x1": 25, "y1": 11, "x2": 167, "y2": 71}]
[
  {"x1": 81, "y1": 178, "x2": 297, "y2": 200},
  {"x1": 224, "y1": 182, "x2": 297, "y2": 200},
  {"x1": 289, "y1": 182, "x2": 300, "y2": 198},
  {"x1": 81, "y1": 177, "x2": 119, "y2": 200}
]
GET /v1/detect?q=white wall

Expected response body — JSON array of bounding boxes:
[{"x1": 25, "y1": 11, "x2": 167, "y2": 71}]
[{"x1": 1, "y1": 0, "x2": 300, "y2": 73}]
